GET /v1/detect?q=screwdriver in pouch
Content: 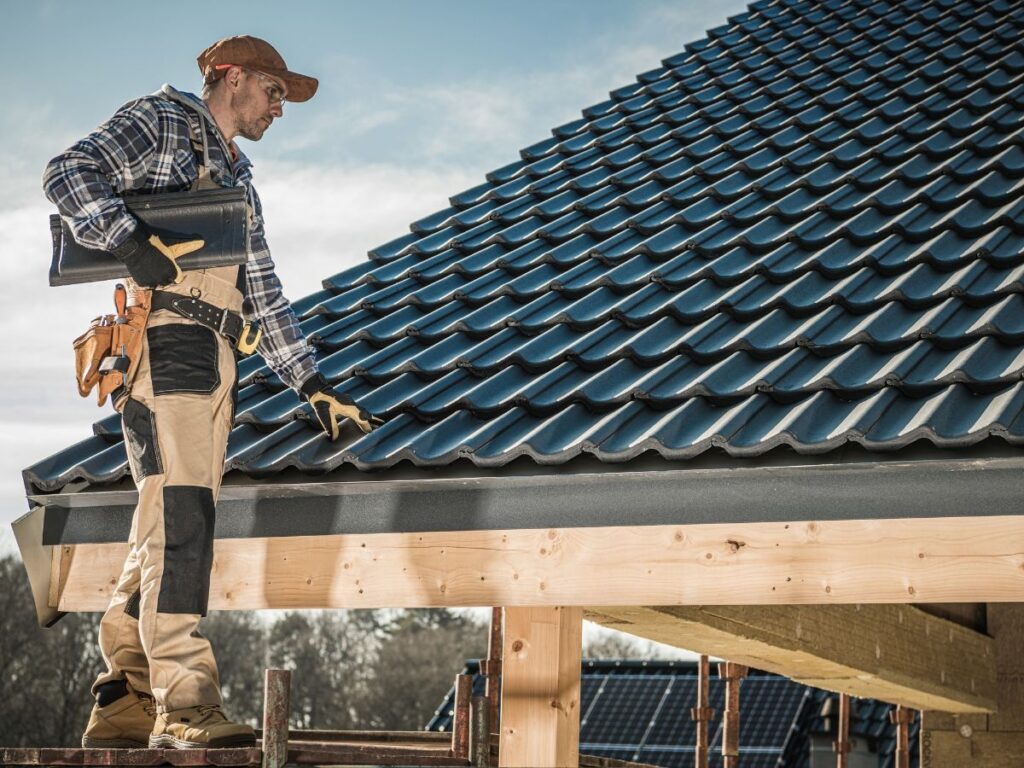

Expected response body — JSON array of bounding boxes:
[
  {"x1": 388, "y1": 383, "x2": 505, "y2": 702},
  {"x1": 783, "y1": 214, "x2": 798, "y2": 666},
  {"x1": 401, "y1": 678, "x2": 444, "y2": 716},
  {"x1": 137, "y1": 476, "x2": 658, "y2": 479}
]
[{"x1": 113, "y1": 283, "x2": 127, "y2": 323}]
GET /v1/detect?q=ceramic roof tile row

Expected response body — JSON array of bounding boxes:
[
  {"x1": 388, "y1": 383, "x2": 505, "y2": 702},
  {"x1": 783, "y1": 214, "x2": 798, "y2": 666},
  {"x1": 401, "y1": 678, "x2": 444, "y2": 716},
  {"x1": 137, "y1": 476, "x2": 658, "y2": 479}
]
[{"x1": 25, "y1": 0, "x2": 1024, "y2": 493}]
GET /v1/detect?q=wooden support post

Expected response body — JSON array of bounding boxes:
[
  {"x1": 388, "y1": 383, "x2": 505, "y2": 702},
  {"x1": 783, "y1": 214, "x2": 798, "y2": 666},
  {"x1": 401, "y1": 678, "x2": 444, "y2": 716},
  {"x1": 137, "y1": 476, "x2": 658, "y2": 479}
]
[
  {"x1": 482, "y1": 607, "x2": 503, "y2": 736},
  {"x1": 499, "y1": 606, "x2": 582, "y2": 768},
  {"x1": 890, "y1": 705, "x2": 913, "y2": 768},
  {"x1": 453, "y1": 674, "x2": 472, "y2": 760},
  {"x1": 471, "y1": 695, "x2": 492, "y2": 768},
  {"x1": 690, "y1": 654, "x2": 714, "y2": 768},
  {"x1": 834, "y1": 693, "x2": 851, "y2": 768},
  {"x1": 718, "y1": 662, "x2": 748, "y2": 768},
  {"x1": 262, "y1": 668, "x2": 290, "y2": 768}
]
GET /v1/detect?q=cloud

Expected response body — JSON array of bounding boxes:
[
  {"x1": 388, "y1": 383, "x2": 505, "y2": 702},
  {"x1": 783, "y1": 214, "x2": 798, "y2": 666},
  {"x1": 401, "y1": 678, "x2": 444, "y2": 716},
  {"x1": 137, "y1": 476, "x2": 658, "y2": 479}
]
[{"x1": 257, "y1": 161, "x2": 483, "y2": 296}]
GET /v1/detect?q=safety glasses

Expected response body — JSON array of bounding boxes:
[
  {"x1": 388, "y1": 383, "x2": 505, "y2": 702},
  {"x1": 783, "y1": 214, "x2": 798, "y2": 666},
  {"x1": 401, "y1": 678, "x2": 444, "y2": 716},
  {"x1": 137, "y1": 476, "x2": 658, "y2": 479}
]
[
  {"x1": 214, "y1": 64, "x2": 288, "y2": 106},
  {"x1": 245, "y1": 69, "x2": 288, "y2": 107}
]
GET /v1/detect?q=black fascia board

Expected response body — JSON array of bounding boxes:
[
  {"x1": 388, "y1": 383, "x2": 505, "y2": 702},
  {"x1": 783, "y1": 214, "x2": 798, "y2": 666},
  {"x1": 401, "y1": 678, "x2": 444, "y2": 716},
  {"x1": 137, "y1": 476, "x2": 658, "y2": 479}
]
[{"x1": 35, "y1": 455, "x2": 1024, "y2": 546}]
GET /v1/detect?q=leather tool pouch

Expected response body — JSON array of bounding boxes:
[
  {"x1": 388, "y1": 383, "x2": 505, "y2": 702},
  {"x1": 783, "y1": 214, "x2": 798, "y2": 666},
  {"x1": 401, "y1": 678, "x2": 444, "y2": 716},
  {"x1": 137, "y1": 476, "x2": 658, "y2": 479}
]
[
  {"x1": 72, "y1": 317, "x2": 115, "y2": 401},
  {"x1": 73, "y1": 290, "x2": 153, "y2": 407}
]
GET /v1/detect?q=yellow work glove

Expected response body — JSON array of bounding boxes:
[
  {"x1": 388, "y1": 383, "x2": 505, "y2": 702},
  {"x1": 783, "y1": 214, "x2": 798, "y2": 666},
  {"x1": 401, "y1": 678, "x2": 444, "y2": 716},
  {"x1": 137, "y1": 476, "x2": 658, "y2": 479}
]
[
  {"x1": 301, "y1": 374, "x2": 383, "y2": 440},
  {"x1": 111, "y1": 220, "x2": 203, "y2": 288}
]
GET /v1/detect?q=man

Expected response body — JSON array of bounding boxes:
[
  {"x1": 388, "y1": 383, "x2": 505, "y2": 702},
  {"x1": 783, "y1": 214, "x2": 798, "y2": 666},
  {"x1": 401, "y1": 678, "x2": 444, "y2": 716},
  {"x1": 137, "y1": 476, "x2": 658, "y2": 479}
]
[{"x1": 43, "y1": 35, "x2": 379, "y2": 749}]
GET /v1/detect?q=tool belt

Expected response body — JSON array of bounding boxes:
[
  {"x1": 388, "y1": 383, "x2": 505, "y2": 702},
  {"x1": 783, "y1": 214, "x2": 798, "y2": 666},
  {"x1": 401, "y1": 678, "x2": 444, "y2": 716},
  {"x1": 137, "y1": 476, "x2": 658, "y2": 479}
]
[
  {"x1": 149, "y1": 290, "x2": 262, "y2": 355},
  {"x1": 72, "y1": 286, "x2": 152, "y2": 407},
  {"x1": 73, "y1": 285, "x2": 262, "y2": 408}
]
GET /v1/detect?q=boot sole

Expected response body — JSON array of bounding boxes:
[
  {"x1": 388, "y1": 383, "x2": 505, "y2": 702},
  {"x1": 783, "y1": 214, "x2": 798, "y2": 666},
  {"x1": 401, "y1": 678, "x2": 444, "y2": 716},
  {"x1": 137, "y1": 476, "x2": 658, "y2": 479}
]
[
  {"x1": 149, "y1": 733, "x2": 257, "y2": 749},
  {"x1": 81, "y1": 736, "x2": 149, "y2": 749}
]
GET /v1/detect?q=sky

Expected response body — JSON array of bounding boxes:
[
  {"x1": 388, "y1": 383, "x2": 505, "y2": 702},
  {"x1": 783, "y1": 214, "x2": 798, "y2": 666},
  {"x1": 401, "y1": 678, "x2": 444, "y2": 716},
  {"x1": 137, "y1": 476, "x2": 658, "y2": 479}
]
[{"x1": 0, "y1": 0, "x2": 750, "y2": 559}]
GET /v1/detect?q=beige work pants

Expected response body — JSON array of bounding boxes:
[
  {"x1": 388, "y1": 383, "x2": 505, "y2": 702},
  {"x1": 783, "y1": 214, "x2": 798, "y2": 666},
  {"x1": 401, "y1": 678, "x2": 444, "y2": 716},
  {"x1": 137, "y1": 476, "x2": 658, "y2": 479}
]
[{"x1": 91, "y1": 310, "x2": 236, "y2": 712}]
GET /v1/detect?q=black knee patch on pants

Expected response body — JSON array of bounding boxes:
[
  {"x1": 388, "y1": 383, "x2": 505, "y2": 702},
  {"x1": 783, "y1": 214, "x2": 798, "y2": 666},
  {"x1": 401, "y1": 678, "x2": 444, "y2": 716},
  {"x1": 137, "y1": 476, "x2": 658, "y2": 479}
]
[
  {"x1": 122, "y1": 398, "x2": 163, "y2": 480},
  {"x1": 158, "y1": 486, "x2": 215, "y2": 616},
  {"x1": 124, "y1": 589, "x2": 141, "y2": 620}
]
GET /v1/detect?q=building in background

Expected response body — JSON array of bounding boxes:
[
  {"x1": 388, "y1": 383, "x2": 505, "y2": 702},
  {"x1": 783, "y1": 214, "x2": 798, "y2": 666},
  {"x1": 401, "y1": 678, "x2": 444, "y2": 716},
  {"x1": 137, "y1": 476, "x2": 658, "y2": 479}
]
[{"x1": 429, "y1": 660, "x2": 920, "y2": 768}]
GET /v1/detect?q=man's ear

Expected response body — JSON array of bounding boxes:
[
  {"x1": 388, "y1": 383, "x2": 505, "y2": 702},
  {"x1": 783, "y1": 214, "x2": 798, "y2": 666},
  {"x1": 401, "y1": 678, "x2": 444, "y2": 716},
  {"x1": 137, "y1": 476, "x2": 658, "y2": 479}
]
[{"x1": 226, "y1": 65, "x2": 246, "y2": 91}]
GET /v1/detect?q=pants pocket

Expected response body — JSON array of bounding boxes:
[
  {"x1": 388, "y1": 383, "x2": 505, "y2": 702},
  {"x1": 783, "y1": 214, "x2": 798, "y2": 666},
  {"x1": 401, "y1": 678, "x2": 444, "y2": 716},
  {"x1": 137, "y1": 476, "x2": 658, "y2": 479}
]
[
  {"x1": 147, "y1": 324, "x2": 220, "y2": 396},
  {"x1": 122, "y1": 397, "x2": 163, "y2": 480}
]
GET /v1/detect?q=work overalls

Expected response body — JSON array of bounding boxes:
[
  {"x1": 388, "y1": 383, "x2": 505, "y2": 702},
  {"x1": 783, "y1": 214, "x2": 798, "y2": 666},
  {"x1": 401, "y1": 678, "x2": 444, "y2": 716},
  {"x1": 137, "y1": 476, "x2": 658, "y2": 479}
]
[{"x1": 92, "y1": 98, "x2": 248, "y2": 713}]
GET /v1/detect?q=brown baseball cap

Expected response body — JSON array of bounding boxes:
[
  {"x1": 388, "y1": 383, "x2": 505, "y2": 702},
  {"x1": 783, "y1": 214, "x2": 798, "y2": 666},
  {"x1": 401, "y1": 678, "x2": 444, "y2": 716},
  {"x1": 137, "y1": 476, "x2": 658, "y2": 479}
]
[{"x1": 198, "y1": 35, "x2": 318, "y2": 103}]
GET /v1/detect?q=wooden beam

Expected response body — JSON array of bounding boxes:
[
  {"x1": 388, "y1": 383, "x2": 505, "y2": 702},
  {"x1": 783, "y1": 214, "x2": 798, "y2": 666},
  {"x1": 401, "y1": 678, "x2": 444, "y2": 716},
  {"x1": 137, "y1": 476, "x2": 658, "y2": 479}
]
[
  {"x1": 499, "y1": 606, "x2": 582, "y2": 768},
  {"x1": 52, "y1": 515, "x2": 1024, "y2": 612},
  {"x1": 585, "y1": 605, "x2": 996, "y2": 713}
]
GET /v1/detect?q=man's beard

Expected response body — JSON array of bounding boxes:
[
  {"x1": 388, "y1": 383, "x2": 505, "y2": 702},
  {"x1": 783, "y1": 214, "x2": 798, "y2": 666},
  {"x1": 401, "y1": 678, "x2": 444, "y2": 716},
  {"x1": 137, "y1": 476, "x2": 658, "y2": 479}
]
[
  {"x1": 231, "y1": 90, "x2": 268, "y2": 141},
  {"x1": 236, "y1": 118, "x2": 267, "y2": 141}
]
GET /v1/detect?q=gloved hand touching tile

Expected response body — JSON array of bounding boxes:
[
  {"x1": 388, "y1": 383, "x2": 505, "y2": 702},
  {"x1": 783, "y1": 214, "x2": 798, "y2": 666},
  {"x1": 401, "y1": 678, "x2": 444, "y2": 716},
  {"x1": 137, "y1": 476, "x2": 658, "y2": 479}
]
[{"x1": 301, "y1": 373, "x2": 383, "y2": 439}]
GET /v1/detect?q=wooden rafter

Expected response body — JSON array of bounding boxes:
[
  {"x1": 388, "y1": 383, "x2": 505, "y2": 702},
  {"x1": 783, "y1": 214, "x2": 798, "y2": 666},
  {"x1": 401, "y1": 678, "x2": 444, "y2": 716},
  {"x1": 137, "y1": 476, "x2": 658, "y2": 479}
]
[{"x1": 585, "y1": 604, "x2": 997, "y2": 714}]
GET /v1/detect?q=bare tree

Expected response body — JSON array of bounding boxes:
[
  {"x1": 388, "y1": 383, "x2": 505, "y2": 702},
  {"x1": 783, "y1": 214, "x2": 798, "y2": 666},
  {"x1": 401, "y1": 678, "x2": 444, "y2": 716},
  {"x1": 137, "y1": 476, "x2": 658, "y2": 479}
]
[
  {"x1": 582, "y1": 623, "x2": 691, "y2": 660},
  {"x1": 0, "y1": 555, "x2": 101, "y2": 747},
  {"x1": 268, "y1": 610, "x2": 385, "y2": 730},
  {"x1": 360, "y1": 609, "x2": 487, "y2": 730}
]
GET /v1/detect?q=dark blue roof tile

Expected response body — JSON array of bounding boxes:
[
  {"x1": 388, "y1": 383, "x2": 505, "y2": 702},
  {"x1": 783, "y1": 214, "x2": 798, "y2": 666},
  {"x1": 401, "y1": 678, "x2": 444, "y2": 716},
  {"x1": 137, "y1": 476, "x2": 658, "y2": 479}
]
[
  {"x1": 448, "y1": 179, "x2": 495, "y2": 207},
  {"x1": 367, "y1": 231, "x2": 420, "y2": 262}
]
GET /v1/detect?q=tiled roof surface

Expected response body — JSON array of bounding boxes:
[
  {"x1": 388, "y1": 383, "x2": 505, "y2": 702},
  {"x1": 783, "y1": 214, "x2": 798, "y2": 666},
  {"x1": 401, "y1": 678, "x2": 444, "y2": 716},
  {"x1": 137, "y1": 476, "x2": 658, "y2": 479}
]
[
  {"x1": 427, "y1": 660, "x2": 918, "y2": 768},
  {"x1": 27, "y1": 0, "x2": 1024, "y2": 493}
]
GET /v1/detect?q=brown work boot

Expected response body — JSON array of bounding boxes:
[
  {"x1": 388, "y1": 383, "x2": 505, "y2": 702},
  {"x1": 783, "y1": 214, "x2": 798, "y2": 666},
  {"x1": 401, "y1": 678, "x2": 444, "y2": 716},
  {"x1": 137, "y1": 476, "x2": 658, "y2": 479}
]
[
  {"x1": 81, "y1": 684, "x2": 157, "y2": 748},
  {"x1": 149, "y1": 704, "x2": 256, "y2": 749}
]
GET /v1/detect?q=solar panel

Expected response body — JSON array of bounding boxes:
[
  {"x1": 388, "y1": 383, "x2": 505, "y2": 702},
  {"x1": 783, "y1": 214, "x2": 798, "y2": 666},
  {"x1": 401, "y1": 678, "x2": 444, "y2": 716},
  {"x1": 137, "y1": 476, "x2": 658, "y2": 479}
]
[
  {"x1": 732, "y1": 677, "x2": 807, "y2": 748},
  {"x1": 643, "y1": 676, "x2": 726, "y2": 746},
  {"x1": 581, "y1": 675, "x2": 672, "y2": 744},
  {"x1": 635, "y1": 746, "x2": 692, "y2": 768}
]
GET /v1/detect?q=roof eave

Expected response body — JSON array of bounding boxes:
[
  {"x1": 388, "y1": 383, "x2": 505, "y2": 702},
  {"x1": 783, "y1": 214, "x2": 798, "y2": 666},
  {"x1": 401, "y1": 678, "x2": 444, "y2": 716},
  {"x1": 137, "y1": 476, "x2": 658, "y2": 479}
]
[{"x1": 35, "y1": 453, "x2": 1024, "y2": 546}]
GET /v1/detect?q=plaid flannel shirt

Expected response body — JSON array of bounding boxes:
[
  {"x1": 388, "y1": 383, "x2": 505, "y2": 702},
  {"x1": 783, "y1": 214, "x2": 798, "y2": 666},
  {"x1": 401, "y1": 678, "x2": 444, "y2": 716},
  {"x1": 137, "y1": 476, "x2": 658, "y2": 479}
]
[{"x1": 42, "y1": 84, "x2": 319, "y2": 392}]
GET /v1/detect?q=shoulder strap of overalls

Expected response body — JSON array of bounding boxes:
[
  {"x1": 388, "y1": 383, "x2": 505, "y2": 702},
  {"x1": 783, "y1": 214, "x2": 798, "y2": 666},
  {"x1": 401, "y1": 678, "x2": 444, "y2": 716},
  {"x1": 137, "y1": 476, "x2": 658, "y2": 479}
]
[{"x1": 159, "y1": 93, "x2": 251, "y2": 305}]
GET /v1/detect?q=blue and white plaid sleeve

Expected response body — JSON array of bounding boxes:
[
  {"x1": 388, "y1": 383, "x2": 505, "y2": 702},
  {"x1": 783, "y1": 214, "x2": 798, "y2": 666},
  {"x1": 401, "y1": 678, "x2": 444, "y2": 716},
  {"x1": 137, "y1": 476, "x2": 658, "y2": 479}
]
[
  {"x1": 41, "y1": 98, "x2": 162, "y2": 251},
  {"x1": 244, "y1": 185, "x2": 319, "y2": 391}
]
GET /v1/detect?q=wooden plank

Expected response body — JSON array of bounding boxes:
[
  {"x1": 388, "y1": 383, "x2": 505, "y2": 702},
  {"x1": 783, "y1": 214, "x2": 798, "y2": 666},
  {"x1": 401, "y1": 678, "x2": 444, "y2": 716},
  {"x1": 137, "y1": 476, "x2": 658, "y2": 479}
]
[
  {"x1": 584, "y1": 605, "x2": 996, "y2": 713},
  {"x1": 55, "y1": 515, "x2": 1024, "y2": 612},
  {"x1": 0, "y1": 746, "x2": 260, "y2": 765},
  {"x1": 499, "y1": 606, "x2": 582, "y2": 768}
]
